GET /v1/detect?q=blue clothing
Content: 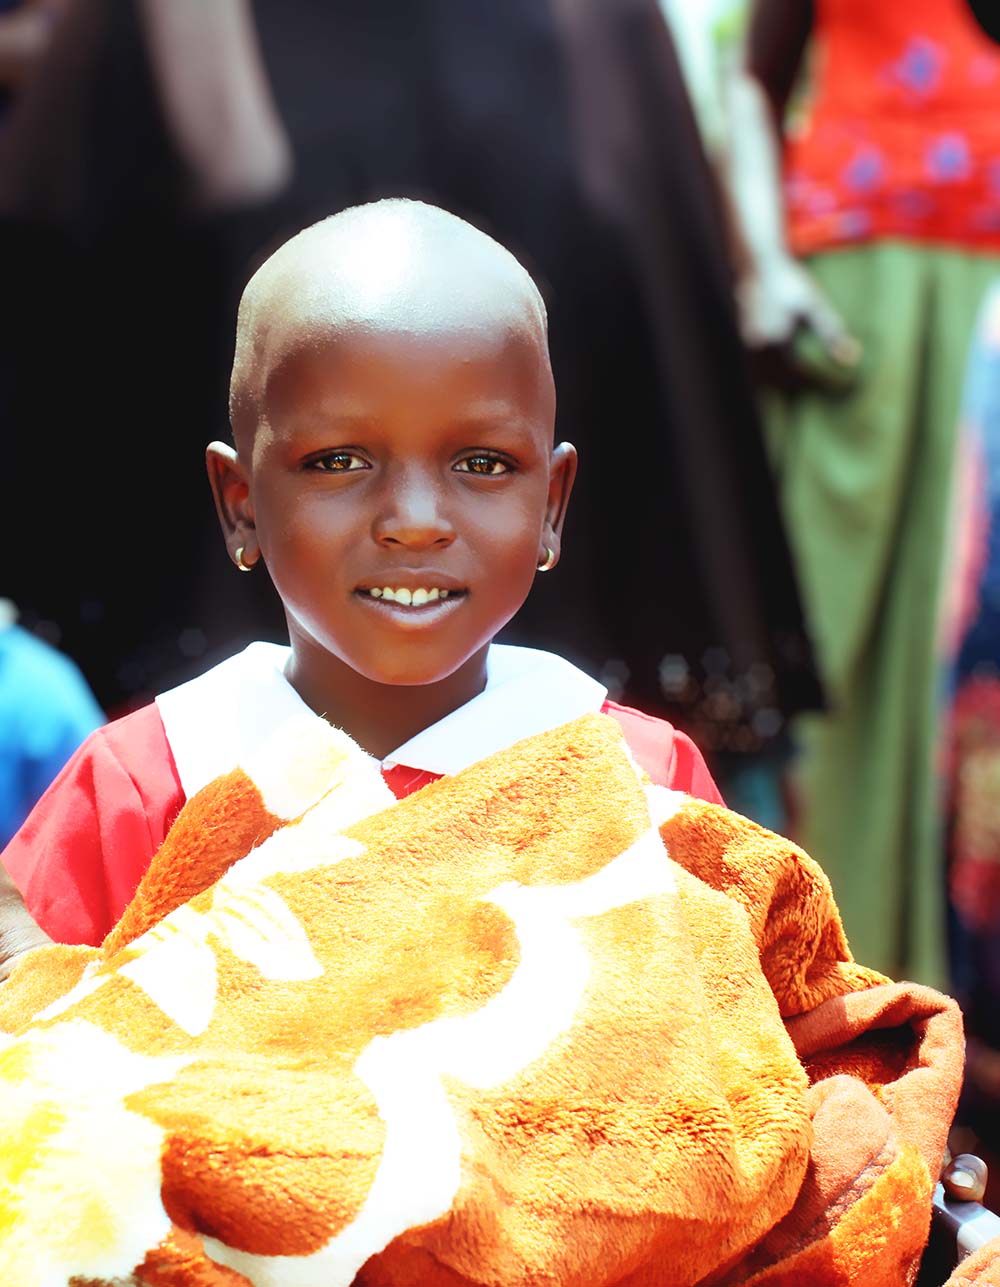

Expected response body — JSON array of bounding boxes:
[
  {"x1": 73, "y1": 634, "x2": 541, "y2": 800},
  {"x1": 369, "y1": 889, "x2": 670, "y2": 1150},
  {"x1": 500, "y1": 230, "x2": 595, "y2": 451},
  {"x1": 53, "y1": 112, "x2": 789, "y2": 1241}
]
[{"x1": 0, "y1": 625, "x2": 104, "y2": 847}]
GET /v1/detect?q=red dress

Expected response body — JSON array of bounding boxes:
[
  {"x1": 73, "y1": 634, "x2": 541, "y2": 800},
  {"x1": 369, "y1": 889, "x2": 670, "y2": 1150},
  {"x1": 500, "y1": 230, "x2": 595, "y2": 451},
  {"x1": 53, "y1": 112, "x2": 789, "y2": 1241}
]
[
  {"x1": 784, "y1": 0, "x2": 1000, "y2": 255},
  {"x1": 2, "y1": 699, "x2": 722, "y2": 949}
]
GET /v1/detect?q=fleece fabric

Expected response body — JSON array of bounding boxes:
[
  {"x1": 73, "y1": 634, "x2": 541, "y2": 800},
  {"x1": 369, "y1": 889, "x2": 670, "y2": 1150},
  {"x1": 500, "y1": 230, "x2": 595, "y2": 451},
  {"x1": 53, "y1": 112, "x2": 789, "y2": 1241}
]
[{"x1": 0, "y1": 711, "x2": 966, "y2": 1286}]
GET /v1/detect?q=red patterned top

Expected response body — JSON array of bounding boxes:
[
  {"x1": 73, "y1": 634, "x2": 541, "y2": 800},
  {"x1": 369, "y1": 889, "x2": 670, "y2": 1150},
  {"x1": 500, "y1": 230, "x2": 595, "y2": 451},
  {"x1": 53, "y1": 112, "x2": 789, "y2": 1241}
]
[{"x1": 784, "y1": 0, "x2": 1000, "y2": 254}]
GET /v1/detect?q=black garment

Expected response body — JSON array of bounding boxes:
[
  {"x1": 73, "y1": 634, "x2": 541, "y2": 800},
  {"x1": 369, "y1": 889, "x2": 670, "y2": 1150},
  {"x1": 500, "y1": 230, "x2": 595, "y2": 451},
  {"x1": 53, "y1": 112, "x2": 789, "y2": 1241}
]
[{"x1": 0, "y1": 0, "x2": 822, "y2": 750}]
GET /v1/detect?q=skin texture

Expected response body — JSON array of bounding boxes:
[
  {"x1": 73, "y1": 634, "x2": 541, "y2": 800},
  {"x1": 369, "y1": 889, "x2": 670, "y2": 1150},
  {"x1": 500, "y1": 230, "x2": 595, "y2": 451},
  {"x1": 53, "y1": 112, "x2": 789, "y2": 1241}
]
[
  {"x1": 0, "y1": 865, "x2": 51, "y2": 981},
  {"x1": 209, "y1": 200, "x2": 576, "y2": 759}
]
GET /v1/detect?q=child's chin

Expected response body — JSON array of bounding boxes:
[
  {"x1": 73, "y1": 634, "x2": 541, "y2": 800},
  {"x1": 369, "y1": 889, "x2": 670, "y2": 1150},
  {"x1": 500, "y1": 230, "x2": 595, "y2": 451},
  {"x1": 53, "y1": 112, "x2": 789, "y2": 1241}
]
[
  {"x1": 368, "y1": 661, "x2": 470, "y2": 687},
  {"x1": 359, "y1": 645, "x2": 486, "y2": 690}
]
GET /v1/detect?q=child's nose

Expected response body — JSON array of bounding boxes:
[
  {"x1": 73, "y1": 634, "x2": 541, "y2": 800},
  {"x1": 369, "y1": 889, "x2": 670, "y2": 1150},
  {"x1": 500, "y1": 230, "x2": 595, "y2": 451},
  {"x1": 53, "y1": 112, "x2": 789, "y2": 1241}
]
[{"x1": 372, "y1": 471, "x2": 456, "y2": 549}]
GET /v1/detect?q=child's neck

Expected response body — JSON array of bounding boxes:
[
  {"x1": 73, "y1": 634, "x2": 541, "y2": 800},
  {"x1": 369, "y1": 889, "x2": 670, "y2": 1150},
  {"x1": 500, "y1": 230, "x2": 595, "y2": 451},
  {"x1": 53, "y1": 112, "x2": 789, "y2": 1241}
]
[{"x1": 284, "y1": 643, "x2": 491, "y2": 762}]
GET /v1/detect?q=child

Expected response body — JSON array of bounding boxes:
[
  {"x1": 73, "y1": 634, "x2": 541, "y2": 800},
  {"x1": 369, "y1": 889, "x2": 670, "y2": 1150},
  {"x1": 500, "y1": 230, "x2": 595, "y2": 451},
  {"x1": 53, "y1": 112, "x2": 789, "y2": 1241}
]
[
  {"x1": 0, "y1": 198, "x2": 972, "y2": 1287},
  {"x1": 0, "y1": 197, "x2": 723, "y2": 959}
]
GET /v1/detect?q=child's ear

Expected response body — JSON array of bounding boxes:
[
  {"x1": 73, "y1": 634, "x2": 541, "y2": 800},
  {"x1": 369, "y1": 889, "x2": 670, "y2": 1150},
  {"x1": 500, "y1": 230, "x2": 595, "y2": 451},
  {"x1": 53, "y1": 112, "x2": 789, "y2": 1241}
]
[
  {"x1": 541, "y1": 441, "x2": 577, "y2": 567},
  {"x1": 206, "y1": 441, "x2": 258, "y2": 570}
]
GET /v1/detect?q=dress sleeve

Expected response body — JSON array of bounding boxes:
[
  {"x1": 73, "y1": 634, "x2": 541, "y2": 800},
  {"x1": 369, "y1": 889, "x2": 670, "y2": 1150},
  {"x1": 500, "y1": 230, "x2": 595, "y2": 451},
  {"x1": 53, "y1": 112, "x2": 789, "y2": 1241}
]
[
  {"x1": 666, "y1": 729, "x2": 726, "y2": 807},
  {"x1": 600, "y1": 700, "x2": 726, "y2": 806},
  {"x1": 0, "y1": 713, "x2": 181, "y2": 947}
]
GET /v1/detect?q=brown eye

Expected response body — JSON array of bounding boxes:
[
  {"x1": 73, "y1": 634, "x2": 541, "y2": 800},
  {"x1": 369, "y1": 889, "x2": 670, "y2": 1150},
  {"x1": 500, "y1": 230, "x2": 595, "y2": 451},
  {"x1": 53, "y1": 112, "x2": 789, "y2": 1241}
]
[
  {"x1": 311, "y1": 451, "x2": 368, "y2": 472},
  {"x1": 455, "y1": 454, "x2": 510, "y2": 476}
]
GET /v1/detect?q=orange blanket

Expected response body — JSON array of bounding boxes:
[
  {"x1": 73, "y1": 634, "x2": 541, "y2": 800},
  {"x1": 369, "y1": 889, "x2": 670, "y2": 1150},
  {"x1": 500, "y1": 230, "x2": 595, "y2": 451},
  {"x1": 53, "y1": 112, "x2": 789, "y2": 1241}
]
[{"x1": 0, "y1": 712, "x2": 965, "y2": 1286}]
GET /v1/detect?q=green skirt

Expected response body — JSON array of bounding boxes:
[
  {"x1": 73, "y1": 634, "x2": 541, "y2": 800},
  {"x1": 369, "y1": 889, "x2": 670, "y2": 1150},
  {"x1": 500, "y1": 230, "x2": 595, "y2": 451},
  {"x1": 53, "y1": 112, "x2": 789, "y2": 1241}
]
[{"x1": 764, "y1": 240, "x2": 1000, "y2": 986}]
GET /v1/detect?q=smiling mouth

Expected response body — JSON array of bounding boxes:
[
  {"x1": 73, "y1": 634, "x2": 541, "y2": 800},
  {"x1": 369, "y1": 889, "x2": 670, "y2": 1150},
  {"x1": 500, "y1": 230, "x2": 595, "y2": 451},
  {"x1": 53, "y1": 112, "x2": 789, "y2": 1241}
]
[{"x1": 356, "y1": 586, "x2": 467, "y2": 607}]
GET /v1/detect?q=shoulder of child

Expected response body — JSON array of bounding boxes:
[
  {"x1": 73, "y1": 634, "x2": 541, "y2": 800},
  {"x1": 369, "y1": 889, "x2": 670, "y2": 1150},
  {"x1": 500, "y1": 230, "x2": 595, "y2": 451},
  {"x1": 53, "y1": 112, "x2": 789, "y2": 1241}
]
[
  {"x1": 2, "y1": 700, "x2": 184, "y2": 947},
  {"x1": 601, "y1": 699, "x2": 724, "y2": 806}
]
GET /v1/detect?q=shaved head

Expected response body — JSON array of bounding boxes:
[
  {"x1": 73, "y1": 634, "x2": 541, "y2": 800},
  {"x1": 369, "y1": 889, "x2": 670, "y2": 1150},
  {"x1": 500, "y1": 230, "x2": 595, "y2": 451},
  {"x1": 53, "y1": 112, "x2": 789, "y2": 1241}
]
[{"x1": 229, "y1": 199, "x2": 550, "y2": 446}]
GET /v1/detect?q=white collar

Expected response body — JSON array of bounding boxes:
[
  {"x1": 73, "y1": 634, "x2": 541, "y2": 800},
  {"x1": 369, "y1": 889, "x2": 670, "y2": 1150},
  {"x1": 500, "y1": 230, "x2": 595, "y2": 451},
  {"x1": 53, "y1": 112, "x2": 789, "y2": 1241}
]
[{"x1": 156, "y1": 641, "x2": 607, "y2": 799}]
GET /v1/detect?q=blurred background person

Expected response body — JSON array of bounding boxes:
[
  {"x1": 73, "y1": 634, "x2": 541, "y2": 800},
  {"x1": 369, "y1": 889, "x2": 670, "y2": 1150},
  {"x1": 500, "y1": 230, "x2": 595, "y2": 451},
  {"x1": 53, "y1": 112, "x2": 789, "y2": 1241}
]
[
  {"x1": 0, "y1": 598, "x2": 104, "y2": 848},
  {"x1": 0, "y1": 0, "x2": 291, "y2": 725},
  {"x1": 720, "y1": 0, "x2": 1000, "y2": 986},
  {"x1": 0, "y1": 0, "x2": 822, "y2": 811},
  {"x1": 941, "y1": 280, "x2": 1000, "y2": 1194}
]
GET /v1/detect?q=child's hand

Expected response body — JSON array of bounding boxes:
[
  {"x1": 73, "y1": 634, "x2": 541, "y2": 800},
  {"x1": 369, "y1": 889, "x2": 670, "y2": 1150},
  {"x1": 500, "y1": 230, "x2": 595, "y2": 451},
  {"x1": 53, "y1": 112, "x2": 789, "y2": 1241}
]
[
  {"x1": 0, "y1": 926, "x2": 54, "y2": 981},
  {"x1": 0, "y1": 869, "x2": 54, "y2": 980},
  {"x1": 941, "y1": 1150, "x2": 989, "y2": 1204}
]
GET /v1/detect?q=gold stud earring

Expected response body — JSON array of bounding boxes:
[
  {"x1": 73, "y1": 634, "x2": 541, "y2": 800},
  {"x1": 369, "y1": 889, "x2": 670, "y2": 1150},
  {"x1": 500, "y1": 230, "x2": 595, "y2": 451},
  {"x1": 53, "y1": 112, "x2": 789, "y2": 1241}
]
[
  {"x1": 537, "y1": 546, "x2": 557, "y2": 572},
  {"x1": 234, "y1": 546, "x2": 255, "y2": 573}
]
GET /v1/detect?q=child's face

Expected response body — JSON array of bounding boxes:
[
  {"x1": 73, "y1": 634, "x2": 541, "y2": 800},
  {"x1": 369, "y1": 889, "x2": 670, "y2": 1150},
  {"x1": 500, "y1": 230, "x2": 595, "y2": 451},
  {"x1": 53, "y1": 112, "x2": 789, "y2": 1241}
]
[{"x1": 217, "y1": 307, "x2": 573, "y2": 696}]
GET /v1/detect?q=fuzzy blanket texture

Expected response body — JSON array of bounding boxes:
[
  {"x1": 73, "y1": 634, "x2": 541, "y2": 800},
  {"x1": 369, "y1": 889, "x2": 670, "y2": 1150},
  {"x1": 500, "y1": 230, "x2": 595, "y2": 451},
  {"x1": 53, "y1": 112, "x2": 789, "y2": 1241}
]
[{"x1": 0, "y1": 711, "x2": 979, "y2": 1286}]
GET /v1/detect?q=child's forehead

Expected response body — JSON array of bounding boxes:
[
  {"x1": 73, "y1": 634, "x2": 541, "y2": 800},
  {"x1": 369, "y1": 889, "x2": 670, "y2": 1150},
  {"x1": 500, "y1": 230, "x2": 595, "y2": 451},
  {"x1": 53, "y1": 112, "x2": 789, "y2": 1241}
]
[{"x1": 257, "y1": 302, "x2": 553, "y2": 442}]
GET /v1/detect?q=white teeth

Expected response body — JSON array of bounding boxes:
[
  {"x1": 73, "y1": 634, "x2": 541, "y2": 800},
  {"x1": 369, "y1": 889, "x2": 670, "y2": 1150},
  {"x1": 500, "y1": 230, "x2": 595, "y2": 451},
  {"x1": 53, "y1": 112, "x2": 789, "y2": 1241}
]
[{"x1": 366, "y1": 586, "x2": 454, "y2": 604}]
